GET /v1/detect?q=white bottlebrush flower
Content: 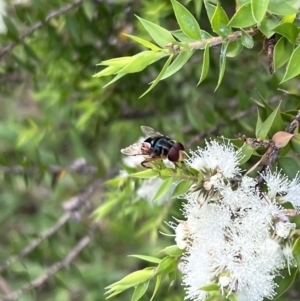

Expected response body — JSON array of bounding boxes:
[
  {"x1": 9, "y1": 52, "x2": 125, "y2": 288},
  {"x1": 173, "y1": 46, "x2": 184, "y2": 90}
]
[
  {"x1": 275, "y1": 220, "x2": 295, "y2": 238},
  {"x1": 281, "y1": 172, "x2": 300, "y2": 211},
  {"x1": 175, "y1": 222, "x2": 190, "y2": 249},
  {"x1": 185, "y1": 139, "x2": 242, "y2": 179},
  {"x1": 260, "y1": 168, "x2": 290, "y2": 198},
  {"x1": 176, "y1": 171, "x2": 296, "y2": 301}
]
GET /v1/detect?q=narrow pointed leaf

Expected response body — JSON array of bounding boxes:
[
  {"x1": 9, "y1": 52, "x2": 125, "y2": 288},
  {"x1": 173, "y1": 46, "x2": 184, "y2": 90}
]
[
  {"x1": 204, "y1": 1, "x2": 216, "y2": 24},
  {"x1": 211, "y1": 5, "x2": 231, "y2": 39},
  {"x1": 273, "y1": 37, "x2": 293, "y2": 71},
  {"x1": 140, "y1": 55, "x2": 173, "y2": 98},
  {"x1": 131, "y1": 281, "x2": 150, "y2": 301},
  {"x1": 171, "y1": 0, "x2": 202, "y2": 40},
  {"x1": 290, "y1": 133, "x2": 300, "y2": 155},
  {"x1": 129, "y1": 255, "x2": 161, "y2": 264},
  {"x1": 130, "y1": 169, "x2": 159, "y2": 178},
  {"x1": 256, "y1": 102, "x2": 281, "y2": 139},
  {"x1": 93, "y1": 65, "x2": 122, "y2": 77},
  {"x1": 124, "y1": 34, "x2": 161, "y2": 51},
  {"x1": 215, "y1": 41, "x2": 229, "y2": 90},
  {"x1": 228, "y1": 3, "x2": 256, "y2": 28},
  {"x1": 201, "y1": 283, "x2": 220, "y2": 292},
  {"x1": 281, "y1": 45, "x2": 300, "y2": 83},
  {"x1": 251, "y1": 0, "x2": 269, "y2": 23},
  {"x1": 197, "y1": 43, "x2": 210, "y2": 85},
  {"x1": 152, "y1": 176, "x2": 174, "y2": 203},
  {"x1": 161, "y1": 50, "x2": 194, "y2": 80},
  {"x1": 273, "y1": 268, "x2": 297, "y2": 300},
  {"x1": 239, "y1": 144, "x2": 254, "y2": 165},
  {"x1": 136, "y1": 16, "x2": 176, "y2": 48},
  {"x1": 109, "y1": 270, "x2": 154, "y2": 288},
  {"x1": 149, "y1": 275, "x2": 162, "y2": 301},
  {"x1": 3, "y1": 16, "x2": 19, "y2": 41},
  {"x1": 119, "y1": 51, "x2": 164, "y2": 74},
  {"x1": 159, "y1": 245, "x2": 183, "y2": 257},
  {"x1": 171, "y1": 179, "x2": 193, "y2": 198},
  {"x1": 103, "y1": 73, "x2": 125, "y2": 88},
  {"x1": 99, "y1": 57, "x2": 132, "y2": 67},
  {"x1": 293, "y1": 237, "x2": 300, "y2": 268}
]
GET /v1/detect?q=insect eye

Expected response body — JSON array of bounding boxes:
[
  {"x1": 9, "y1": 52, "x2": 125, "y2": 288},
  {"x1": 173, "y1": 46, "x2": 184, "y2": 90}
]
[{"x1": 168, "y1": 142, "x2": 185, "y2": 162}]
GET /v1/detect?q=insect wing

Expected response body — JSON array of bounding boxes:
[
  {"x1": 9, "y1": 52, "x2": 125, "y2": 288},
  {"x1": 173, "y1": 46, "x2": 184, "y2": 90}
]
[
  {"x1": 121, "y1": 142, "x2": 152, "y2": 156},
  {"x1": 141, "y1": 126, "x2": 164, "y2": 138}
]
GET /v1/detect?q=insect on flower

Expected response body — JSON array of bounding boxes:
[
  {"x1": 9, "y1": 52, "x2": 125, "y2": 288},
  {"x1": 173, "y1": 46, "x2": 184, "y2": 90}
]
[{"x1": 121, "y1": 126, "x2": 185, "y2": 168}]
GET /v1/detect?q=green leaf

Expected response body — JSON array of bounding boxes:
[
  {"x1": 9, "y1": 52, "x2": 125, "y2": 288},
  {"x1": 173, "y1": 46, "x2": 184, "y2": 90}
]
[
  {"x1": 119, "y1": 51, "x2": 164, "y2": 74},
  {"x1": 98, "y1": 57, "x2": 132, "y2": 67},
  {"x1": 136, "y1": 16, "x2": 176, "y2": 48},
  {"x1": 273, "y1": 268, "x2": 298, "y2": 300},
  {"x1": 239, "y1": 144, "x2": 254, "y2": 165},
  {"x1": 149, "y1": 275, "x2": 162, "y2": 301},
  {"x1": 293, "y1": 237, "x2": 300, "y2": 268},
  {"x1": 226, "y1": 40, "x2": 243, "y2": 57},
  {"x1": 82, "y1": 0, "x2": 94, "y2": 21},
  {"x1": 159, "y1": 245, "x2": 183, "y2": 257},
  {"x1": 130, "y1": 169, "x2": 159, "y2": 178},
  {"x1": 256, "y1": 102, "x2": 281, "y2": 139},
  {"x1": 278, "y1": 157, "x2": 300, "y2": 179},
  {"x1": 160, "y1": 50, "x2": 194, "y2": 80},
  {"x1": 197, "y1": 43, "x2": 210, "y2": 85},
  {"x1": 171, "y1": 179, "x2": 193, "y2": 198},
  {"x1": 3, "y1": 16, "x2": 19, "y2": 41},
  {"x1": 281, "y1": 45, "x2": 300, "y2": 83},
  {"x1": 268, "y1": 0, "x2": 298, "y2": 15},
  {"x1": 200, "y1": 283, "x2": 220, "y2": 291},
  {"x1": 215, "y1": 41, "x2": 229, "y2": 91},
  {"x1": 290, "y1": 134, "x2": 300, "y2": 155},
  {"x1": 272, "y1": 23, "x2": 299, "y2": 44},
  {"x1": 258, "y1": 14, "x2": 279, "y2": 38},
  {"x1": 106, "y1": 269, "x2": 154, "y2": 292},
  {"x1": 92, "y1": 198, "x2": 119, "y2": 220},
  {"x1": 251, "y1": 0, "x2": 269, "y2": 24},
  {"x1": 211, "y1": 5, "x2": 231, "y2": 39},
  {"x1": 152, "y1": 176, "x2": 174, "y2": 202},
  {"x1": 140, "y1": 54, "x2": 174, "y2": 98},
  {"x1": 204, "y1": 1, "x2": 216, "y2": 24},
  {"x1": 131, "y1": 281, "x2": 149, "y2": 301},
  {"x1": 23, "y1": 44, "x2": 40, "y2": 62},
  {"x1": 103, "y1": 73, "x2": 125, "y2": 88},
  {"x1": 154, "y1": 256, "x2": 177, "y2": 275},
  {"x1": 228, "y1": 3, "x2": 256, "y2": 28},
  {"x1": 128, "y1": 255, "x2": 161, "y2": 264},
  {"x1": 124, "y1": 34, "x2": 161, "y2": 51},
  {"x1": 241, "y1": 29, "x2": 254, "y2": 48},
  {"x1": 171, "y1": 0, "x2": 202, "y2": 40},
  {"x1": 273, "y1": 37, "x2": 293, "y2": 71}
]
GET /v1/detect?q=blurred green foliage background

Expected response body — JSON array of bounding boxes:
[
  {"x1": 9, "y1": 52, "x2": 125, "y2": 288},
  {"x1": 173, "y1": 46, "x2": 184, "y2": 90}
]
[{"x1": 1, "y1": 0, "x2": 300, "y2": 300}]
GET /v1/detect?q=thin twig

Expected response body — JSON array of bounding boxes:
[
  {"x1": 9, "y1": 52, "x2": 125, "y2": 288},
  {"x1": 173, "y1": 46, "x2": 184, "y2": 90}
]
[
  {"x1": 0, "y1": 213, "x2": 71, "y2": 273},
  {"x1": 0, "y1": 169, "x2": 116, "y2": 273},
  {"x1": 0, "y1": 235, "x2": 91, "y2": 301},
  {"x1": 0, "y1": 0, "x2": 83, "y2": 58},
  {"x1": 0, "y1": 158, "x2": 97, "y2": 176}
]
